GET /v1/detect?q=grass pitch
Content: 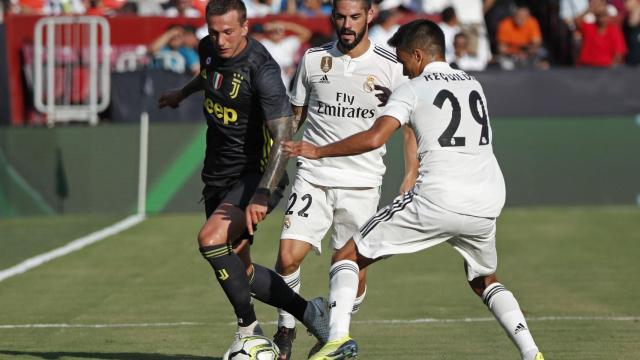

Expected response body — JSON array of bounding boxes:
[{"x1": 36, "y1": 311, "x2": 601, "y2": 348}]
[{"x1": 0, "y1": 206, "x2": 639, "y2": 359}]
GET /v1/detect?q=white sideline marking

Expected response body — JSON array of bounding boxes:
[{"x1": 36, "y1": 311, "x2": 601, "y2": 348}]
[
  {"x1": 1, "y1": 316, "x2": 638, "y2": 330},
  {"x1": 0, "y1": 322, "x2": 200, "y2": 329},
  {"x1": 0, "y1": 214, "x2": 145, "y2": 283}
]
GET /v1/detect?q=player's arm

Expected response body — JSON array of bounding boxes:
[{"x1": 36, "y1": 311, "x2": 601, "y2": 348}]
[
  {"x1": 245, "y1": 60, "x2": 296, "y2": 234},
  {"x1": 158, "y1": 74, "x2": 203, "y2": 109},
  {"x1": 246, "y1": 115, "x2": 295, "y2": 234},
  {"x1": 399, "y1": 125, "x2": 418, "y2": 193},
  {"x1": 283, "y1": 115, "x2": 400, "y2": 159},
  {"x1": 292, "y1": 105, "x2": 308, "y2": 133}
]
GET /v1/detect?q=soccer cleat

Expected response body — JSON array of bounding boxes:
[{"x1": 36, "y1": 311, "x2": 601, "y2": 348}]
[
  {"x1": 533, "y1": 352, "x2": 545, "y2": 360},
  {"x1": 222, "y1": 321, "x2": 264, "y2": 360},
  {"x1": 303, "y1": 297, "x2": 330, "y2": 343},
  {"x1": 307, "y1": 340, "x2": 323, "y2": 358},
  {"x1": 308, "y1": 336, "x2": 358, "y2": 360},
  {"x1": 273, "y1": 326, "x2": 296, "y2": 360}
]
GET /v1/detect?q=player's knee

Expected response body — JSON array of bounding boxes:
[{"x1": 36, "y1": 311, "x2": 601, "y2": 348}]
[
  {"x1": 276, "y1": 252, "x2": 302, "y2": 275},
  {"x1": 197, "y1": 226, "x2": 226, "y2": 247},
  {"x1": 468, "y1": 273, "x2": 499, "y2": 297},
  {"x1": 332, "y1": 240, "x2": 358, "y2": 263}
]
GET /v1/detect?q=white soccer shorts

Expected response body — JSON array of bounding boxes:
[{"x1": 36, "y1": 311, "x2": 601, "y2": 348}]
[
  {"x1": 354, "y1": 191, "x2": 498, "y2": 281},
  {"x1": 280, "y1": 175, "x2": 380, "y2": 254}
]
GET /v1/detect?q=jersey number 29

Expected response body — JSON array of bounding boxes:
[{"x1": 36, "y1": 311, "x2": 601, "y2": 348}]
[{"x1": 433, "y1": 89, "x2": 490, "y2": 147}]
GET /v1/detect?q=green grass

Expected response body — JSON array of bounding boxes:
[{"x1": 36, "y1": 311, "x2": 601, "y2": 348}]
[{"x1": 0, "y1": 207, "x2": 639, "y2": 359}]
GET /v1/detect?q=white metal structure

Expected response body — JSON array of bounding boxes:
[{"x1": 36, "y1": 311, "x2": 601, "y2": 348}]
[{"x1": 34, "y1": 16, "x2": 111, "y2": 126}]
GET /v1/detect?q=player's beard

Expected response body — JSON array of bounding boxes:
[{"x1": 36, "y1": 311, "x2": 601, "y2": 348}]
[{"x1": 337, "y1": 24, "x2": 367, "y2": 51}]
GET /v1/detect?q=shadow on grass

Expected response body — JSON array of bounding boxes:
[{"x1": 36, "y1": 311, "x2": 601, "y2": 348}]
[{"x1": 0, "y1": 350, "x2": 220, "y2": 359}]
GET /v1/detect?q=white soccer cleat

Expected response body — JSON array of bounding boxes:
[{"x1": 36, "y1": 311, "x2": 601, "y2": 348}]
[
  {"x1": 222, "y1": 321, "x2": 264, "y2": 360},
  {"x1": 303, "y1": 297, "x2": 330, "y2": 343}
]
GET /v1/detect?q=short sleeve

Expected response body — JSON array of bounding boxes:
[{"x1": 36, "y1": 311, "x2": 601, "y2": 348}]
[
  {"x1": 380, "y1": 82, "x2": 415, "y2": 127},
  {"x1": 198, "y1": 38, "x2": 209, "y2": 70},
  {"x1": 289, "y1": 52, "x2": 309, "y2": 106},
  {"x1": 390, "y1": 61, "x2": 409, "y2": 90},
  {"x1": 612, "y1": 26, "x2": 628, "y2": 56},
  {"x1": 254, "y1": 60, "x2": 293, "y2": 121}
]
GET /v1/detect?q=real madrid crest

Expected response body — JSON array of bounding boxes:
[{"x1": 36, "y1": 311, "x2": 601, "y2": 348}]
[
  {"x1": 321, "y1": 56, "x2": 332, "y2": 73},
  {"x1": 363, "y1": 75, "x2": 376, "y2": 93},
  {"x1": 283, "y1": 216, "x2": 291, "y2": 229}
]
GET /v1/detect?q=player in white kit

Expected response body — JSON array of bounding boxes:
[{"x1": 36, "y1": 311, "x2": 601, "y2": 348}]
[
  {"x1": 271, "y1": 0, "x2": 416, "y2": 358},
  {"x1": 284, "y1": 19, "x2": 544, "y2": 360}
]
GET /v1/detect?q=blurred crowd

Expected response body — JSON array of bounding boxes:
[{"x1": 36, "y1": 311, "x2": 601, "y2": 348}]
[{"x1": 3, "y1": 0, "x2": 639, "y2": 79}]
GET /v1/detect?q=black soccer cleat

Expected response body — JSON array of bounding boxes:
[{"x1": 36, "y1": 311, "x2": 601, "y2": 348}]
[{"x1": 273, "y1": 326, "x2": 296, "y2": 360}]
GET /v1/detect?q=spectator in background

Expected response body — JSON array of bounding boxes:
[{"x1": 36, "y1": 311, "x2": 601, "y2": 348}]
[
  {"x1": 497, "y1": 4, "x2": 547, "y2": 69},
  {"x1": 297, "y1": 0, "x2": 332, "y2": 17},
  {"x1": 43, "y1": 0, "x2": 85, "y2": 14},
  {"x1": 421, "y1": 0, "x2": 494, "y2": 57},
  {"x1": 451, "y1": 32, "x2": 490, "y2": 71},
  {"x1": 164, "y1": 0, "x2": 200, "y2": 17},
  {"x1": 438, "y1": 6, "x2": 461, "y2": 62},
  {"x1": 625, "y1": 0, "x2": 640, "y2": 64},
  {"x1": 149, "y1": 25, "x2": 200, "y2": 75},
  {"x1": 244, "y1": 0, "x2": 272, "y2": 17},
  {"x1": 369, "y1": 8, "x2": 401, "y2": 52},
  {"x1": 253, "y1": 20, "x2": 312, "y2": 89},
  {"x1": 577, "y1": 0, "x2": 627, "y2": 66}
]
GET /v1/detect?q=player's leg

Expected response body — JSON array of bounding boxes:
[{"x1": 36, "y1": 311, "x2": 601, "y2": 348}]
[
  {"x1": 331, "y1": 186, "x2": 380, "y2": 314},
  {"x1": 469, "y1": 273, "x2": 543, "y2": 360},
  {"x1": 271, "y1": 177, "x2": 333, "y2": 359},
  {"x1": 271, "y1": 238, "x2": 312, "y2": 359},
  {"x1": 198, "y1": 202, "x2": 261, "y2": 335},
  {"x1": 311, "y1": 191, "x2": 450, "y2": 359},
  {"x1": 452, "y1": 215, "x2": 542, "y2": 360}
]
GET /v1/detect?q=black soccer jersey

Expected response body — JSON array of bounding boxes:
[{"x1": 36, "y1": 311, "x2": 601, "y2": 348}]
[{"x1": 197, "y1": 36, "x2": 292, "y2": 188}]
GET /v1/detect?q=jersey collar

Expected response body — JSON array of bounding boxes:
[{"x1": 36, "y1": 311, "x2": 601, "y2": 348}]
[
  {"x1": 331, "y1": 38, "x2": 374, "y2": 62},
  {"x1": 422, "y1": 61, "x2": 451, "y2": 73}
]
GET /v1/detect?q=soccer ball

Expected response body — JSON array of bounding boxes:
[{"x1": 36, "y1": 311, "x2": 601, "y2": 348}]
[{"x1": 228, "y1": 335, "x2": 280, "y2": 360}]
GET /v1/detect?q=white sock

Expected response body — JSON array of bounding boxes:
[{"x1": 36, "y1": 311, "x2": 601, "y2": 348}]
[
  {"x1": 328, "y1": 260, "x2": 359, "y2": 340},
  {"x1": 277, "y1": 267, "x2": 301, "y2": 329},
  {"x1": 238, "y1": 320, "x2": 262, "y2": 337},
  {"x1": 351, "y1": 285, "x2": 367, "y2": 314},
  {"x1": 482, "y1": 283, "x2": 539, "y2": 360}
]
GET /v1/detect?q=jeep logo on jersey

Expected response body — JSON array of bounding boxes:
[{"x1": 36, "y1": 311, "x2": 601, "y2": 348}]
[
  {"x1": 321, "y1": 56, "x2": 332, "y2": 73},
  {"x1": 212, "y1": 72, "x2": 223, "y2": 89},
  {"x1": 230, "y1": 73, "x2": 243, "y2": 99},
  {"x1": 204, "y1": 98, "x2": 238, "y2": 125}
]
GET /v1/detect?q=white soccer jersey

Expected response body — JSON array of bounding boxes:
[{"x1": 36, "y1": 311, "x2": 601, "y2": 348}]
[
  {"x1": 381, "y1": 61, "x2": 505, "y2": 218},
  {"x1": 291, "y1": 40, "x2": 406, "y2": 187}
]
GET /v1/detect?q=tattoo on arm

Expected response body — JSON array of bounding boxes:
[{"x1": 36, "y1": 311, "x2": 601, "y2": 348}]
[
  {"x1": 258, "y1": 115, "x2": 295, "y2": 193},
  {"x1": 292, "y1": 106, "x2": 308, "y2": 134}
]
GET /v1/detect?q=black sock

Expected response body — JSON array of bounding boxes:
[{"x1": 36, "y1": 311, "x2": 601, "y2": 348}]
[
  {"x1": 249, "y1": 263, "x2": 307, "y2": 321},
  {"x1": 200, "y1": 244, "x2": 257, "y2": 326}
]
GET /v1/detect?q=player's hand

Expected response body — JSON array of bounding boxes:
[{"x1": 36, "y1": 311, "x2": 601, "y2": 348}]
[
  {"x1": 374, "y1": 85, "x2": 392, "y2": 107},
  {"x1": 399, "y1": 176, "x2": 416, "y2": 194},
  {"x1": 245, "y1": 193, "x2": 269, "y2": 235},
  {"x1": 158, "y1": 89, "x2": 184, "y2": 109},
  {"x1": 282, "y1": 140, "x2": 320, "y2": 159}
]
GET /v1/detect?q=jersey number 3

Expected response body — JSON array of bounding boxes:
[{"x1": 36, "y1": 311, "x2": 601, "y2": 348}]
[{"x1": 433, "y1": 89, "x2": 490, "y2": 147}]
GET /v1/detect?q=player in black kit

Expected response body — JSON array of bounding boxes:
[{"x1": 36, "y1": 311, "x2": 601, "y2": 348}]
[{"x1": 158, "y1": 0, "x2": 328, "y2": 357}]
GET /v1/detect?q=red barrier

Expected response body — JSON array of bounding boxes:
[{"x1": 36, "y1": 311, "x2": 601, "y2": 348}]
[{"x1": 4, "y1": 14, "x2": 333, "y2": 125}]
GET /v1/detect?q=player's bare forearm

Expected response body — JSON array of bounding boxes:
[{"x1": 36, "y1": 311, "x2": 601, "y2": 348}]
[
  {"x1": 400, "y1": 125, "x2": 419, "y2": 193},
  {"x1": 158, "y1": 75, "x2": 203, "y2": 109},
  {"x1": 291, "y1": 105, "x2": 307, "y2": 134},
  {"x1": 284, "y1": 116, "x2": 399, "y2": 159},
  {"x1": 258, "y1": 115, "x2": 294, "y2": 193},
  {"x1": 180, "y1": 75, "x2": 204, "y2": 98}
]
